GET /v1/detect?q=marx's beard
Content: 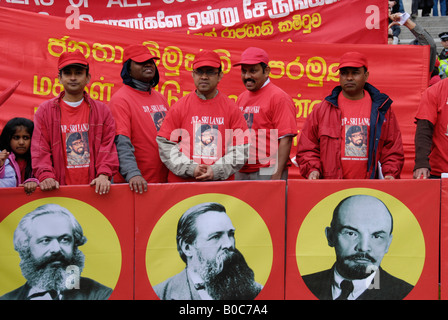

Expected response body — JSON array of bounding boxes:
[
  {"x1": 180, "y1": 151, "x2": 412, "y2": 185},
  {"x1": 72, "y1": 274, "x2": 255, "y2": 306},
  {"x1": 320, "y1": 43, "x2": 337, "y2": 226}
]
[
  {"x1": 19, "y1": 248, "x2": 85, "y2": 292},
  {"x1": 195, "y1": 248, "x2": 261, "y2": 300},
  {"x1": 336, "y1": 252, "x2": 378, "y2": 280}
]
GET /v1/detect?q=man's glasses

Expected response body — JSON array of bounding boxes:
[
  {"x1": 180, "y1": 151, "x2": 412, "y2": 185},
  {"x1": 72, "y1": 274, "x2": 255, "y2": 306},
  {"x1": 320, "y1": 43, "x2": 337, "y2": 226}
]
[{"x1": 193, "y1": 69, "x2": 219, "y2": 76}]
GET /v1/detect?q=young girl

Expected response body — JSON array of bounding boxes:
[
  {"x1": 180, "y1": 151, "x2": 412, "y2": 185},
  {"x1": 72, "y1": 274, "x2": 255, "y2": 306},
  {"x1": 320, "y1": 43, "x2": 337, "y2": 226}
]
[{"x1": 0, "y1": 117, "x2": 38, "y2": 194}]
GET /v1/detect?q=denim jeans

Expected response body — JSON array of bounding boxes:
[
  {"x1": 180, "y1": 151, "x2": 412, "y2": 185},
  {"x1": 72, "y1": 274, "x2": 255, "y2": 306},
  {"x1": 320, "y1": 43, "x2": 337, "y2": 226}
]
[{"x1": 433, "y1": 0, "x2": 447, "y2": 16}]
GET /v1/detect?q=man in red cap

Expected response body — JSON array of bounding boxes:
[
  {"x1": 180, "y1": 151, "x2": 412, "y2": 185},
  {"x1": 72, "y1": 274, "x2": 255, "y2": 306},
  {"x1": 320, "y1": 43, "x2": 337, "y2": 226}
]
[
  {"x1": 297, "y1": 51, "x2": 404, "y2": 180},
  {"x1": 109, "y1": 45, "x2": 169, "y2": 193},
  {"x1": 233, "y1": 47, "x2": 297, "y2": 180},
  {"x1": 157, "y1": 50, "x2": 249, "y2": 182},
  {"x1": 31, "y1": 51, "x2": 118, "y2": 194}
]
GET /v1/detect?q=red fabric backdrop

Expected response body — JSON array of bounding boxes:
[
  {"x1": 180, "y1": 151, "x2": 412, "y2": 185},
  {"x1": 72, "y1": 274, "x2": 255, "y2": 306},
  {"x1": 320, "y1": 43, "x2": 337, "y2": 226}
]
[
  {"x1": 0, "y1": 0, "x2": 388, "y2": 44},
  {"x1": 0, "y1": 6, "x2": 430, "y2": 178}
]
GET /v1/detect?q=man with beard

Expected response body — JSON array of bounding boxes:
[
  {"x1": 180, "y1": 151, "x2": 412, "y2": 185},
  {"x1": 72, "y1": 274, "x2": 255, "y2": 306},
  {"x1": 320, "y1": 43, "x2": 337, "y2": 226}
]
[
  {"x1": 301, "y1": 195, "x2": 414, "y2": 300},
  {"x1": 0, "y1": 204, "x2": 113, "y2": 300},
  {"x1": 153, "y1": 202, "x2": 262, "y2": 300}
]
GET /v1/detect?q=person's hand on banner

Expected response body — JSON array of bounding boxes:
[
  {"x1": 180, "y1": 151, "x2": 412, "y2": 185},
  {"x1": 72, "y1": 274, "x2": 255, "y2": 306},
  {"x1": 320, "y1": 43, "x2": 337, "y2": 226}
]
[
  {"x1": 413, "y1": 168, "x2": 430, "y2": 179},
  {"x1": 90, "y1": 174, "x2": 112, "y2": 195},
  {"x1": 39, "y1": 177, "x2": 59, "y2": 191}
]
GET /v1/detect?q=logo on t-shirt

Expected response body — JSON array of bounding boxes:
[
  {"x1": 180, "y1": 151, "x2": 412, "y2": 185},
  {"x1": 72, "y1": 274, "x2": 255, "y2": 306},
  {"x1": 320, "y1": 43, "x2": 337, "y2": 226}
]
[
  {"x1": 66, "y1": 131, "x2": 90, "y2": 167},
  {"x1": 241, "y1": 106, "x2": 260, "y2": 130},
  {"x1": 193, "y1": 123, "x2": 219, "y2": 161},
  {"x1": 344, "y1": 125, "x2": 367, "y2": 158},
  {"x1": 143, "y1": 105, "x2": 168, "y2": 132},
  {"x1": 151, "y1": 111, "x2": 166, "y2": 132}
]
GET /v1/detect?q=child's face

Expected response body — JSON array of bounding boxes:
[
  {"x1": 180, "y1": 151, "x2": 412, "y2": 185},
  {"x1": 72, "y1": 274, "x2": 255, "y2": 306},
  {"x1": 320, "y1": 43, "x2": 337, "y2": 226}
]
[{"x1": 10, "y1": 126, "x2": 31, "y2": 157}]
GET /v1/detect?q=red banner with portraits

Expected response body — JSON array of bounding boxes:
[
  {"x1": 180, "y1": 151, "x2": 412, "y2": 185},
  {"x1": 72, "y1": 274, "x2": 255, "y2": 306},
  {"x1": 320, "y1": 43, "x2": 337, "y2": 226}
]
[
  {"x1": 0, "y1": 181, "x2": 286, "y2": 301},
  {"x1": 0, "y1": 179, "x2": 444, "y2": 301},
  {"x1": 0, "y1": 0, "x2": 388, "y2": 44},
  {"x1": 134, "y1": 180, "x2": 286, "y2": 300},
  {"x1": 0, "y1": 184, "x2": 134, "y2": 300},
  {"x1": 0, "y1": 7, "x2": 430, "y2": 179},
  {"x1": 285, "y1": 179, "x2": 440, "y2": 300}
]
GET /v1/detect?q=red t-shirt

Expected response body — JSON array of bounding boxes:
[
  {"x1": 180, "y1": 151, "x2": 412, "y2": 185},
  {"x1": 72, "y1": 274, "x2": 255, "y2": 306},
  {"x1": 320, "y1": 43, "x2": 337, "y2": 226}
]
[
  {"x1": 17, "y1": 158, "x2": 26, "y2": 182},
  {"x1": 158, "y1": 91, "x2": 248, "y2": 182},
  {"x1": 415, "y1": 78, "x2": 448, "y2": 176},
  {"x1": 236, "y1": 81, "x2": 297, "y2": 172},
  {"x1": 110, "y1": 85, "x2": 169, "y2": 183},
  {"x1": 60, "y1": 99, "x2": 90, "y2": 185},
  {"x1": 339, "y1": 91, "x2": 371, "y2": 179}
]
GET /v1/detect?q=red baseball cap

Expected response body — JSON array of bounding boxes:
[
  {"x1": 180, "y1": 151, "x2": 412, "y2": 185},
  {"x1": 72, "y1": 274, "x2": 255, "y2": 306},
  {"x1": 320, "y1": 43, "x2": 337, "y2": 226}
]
[
  {"x1": 338, "y1": 52, "x2": 368, "y2": 70},
  {"x1": 233, "y1": 47, "x2": 269, "y2": 66},
  {"x1": 123, "y1": 45, "x2": 160, "y2": 64},
  {"x1": 193, "y1": 50, "x2": 221, "y2": 69},
  {"x1": 58, "y1": 51, "x2": 89, "y2": 70}
]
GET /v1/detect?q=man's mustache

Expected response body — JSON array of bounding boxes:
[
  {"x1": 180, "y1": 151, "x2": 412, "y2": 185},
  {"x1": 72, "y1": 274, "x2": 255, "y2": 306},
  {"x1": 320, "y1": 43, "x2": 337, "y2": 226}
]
[
  {"x1": 244, "y1": 79, "x2": 255, "y2": 84},
  {"x1": 346, "y1": 253, "x2": 376, "y2": 263},
  {"x1": 36, "y1": 252, "x2": 70, "y2": 269}
]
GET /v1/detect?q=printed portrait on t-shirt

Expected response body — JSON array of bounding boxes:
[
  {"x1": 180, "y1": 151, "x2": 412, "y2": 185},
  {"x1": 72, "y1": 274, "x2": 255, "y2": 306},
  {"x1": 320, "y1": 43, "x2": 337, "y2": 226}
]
[
  {"x1": 244, "y1": 113, "x2": 254, "y2": 130},
  {"x1": 151, "y1": 111, "x2": 166, "y2": 132},
  {"x1": 344, "y1": 125, "x2": 367, "y2": 158},
  {"x1": 66, "y1": 132, "x2": 90, "y2": 167},
  {"x1": 240, "y1": 106, "x2": 259, "y2": 130},
  {"x1": 193, "y1": 123, "x2": 218, "y2": 159}
]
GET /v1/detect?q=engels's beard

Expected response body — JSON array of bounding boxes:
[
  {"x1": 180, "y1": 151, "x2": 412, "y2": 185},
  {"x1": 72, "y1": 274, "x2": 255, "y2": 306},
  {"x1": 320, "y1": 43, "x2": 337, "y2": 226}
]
[
  {"x1": 197, "y1": 248, "x2": 261, "y2": 300},
  {"x1": 337, "y1": 252, "x2": 377, "y2": 280},
  {"x1": 19, "y1": 248, "x2": 85, "y2": 292}
]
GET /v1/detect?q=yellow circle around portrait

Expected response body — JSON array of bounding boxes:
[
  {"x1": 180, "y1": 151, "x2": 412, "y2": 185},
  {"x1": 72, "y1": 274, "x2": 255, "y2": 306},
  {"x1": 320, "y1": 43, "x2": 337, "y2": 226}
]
[
  {"x1": 296, "y1": 188, "x2": 425, "y2": 286},
  {"x1": 146, "y1": 193, "x2": 273, "y2": 287},
  {"x1": 0, "y1": 197, "x2": 121, "y2": 296}
]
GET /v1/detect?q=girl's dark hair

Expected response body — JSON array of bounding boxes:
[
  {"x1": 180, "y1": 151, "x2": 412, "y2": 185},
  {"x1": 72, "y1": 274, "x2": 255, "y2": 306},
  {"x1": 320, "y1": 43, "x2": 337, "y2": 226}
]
[{"x1": 0, "y1": 117, "x2": 34, "y2": 179}]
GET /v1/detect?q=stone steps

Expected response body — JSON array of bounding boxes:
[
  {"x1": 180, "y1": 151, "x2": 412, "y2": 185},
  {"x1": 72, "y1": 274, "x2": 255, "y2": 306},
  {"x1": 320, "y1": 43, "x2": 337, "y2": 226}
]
[{"x1": 397, "y1": 16, "x2": 448, "y2": 53}]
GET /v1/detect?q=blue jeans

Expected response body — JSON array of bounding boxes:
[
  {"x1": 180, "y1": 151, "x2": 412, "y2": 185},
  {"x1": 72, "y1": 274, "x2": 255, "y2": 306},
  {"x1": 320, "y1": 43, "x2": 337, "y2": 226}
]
[{"x1": 433, "y1": 0, "x2": 447, "y2": 16}]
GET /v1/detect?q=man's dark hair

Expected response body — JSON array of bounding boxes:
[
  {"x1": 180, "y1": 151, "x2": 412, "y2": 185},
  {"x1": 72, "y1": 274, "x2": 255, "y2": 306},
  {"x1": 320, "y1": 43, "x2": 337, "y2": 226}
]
[
  {"x1": 67, "y1": 132, "x2": 82, "y2": 147},
  {"x1": 345, "y1": 125, "x2": 362, "y2": 144},
  {"x1": 259, "y1": 62, "x2": 269, "y2": 72}
]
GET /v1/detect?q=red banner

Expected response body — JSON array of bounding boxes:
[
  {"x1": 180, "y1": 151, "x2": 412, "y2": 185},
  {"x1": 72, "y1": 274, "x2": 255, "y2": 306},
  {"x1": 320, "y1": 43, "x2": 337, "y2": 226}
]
[
  {"x1": 0, "y1": 184, "x2": 135, "y2": 300},
  {"x1": 440, "y1": 179, "x2": 448, "y2": 300},
  {"x1": 285, "y1": 179, "x2": 440, "y2": 300},
  {"x1": 0, "y1": 179, "x2": 444, "y2": 301},
  {"x1": 135, "y1": 181, "x2": 286, "y2": 300},
  {"x1": 0, "y1": 7, "x2": 430, "y2": 178},
  {"x1": 0, "y1": 0, "x2": 388, "y2": 44}
]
